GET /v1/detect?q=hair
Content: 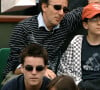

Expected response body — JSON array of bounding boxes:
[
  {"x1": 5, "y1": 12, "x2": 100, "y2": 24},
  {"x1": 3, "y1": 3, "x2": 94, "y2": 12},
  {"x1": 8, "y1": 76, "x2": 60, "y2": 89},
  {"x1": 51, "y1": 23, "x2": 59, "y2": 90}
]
[
  {"x1": 20, "y1": 43, "x2": 48, "y2": 65},
  {"x1": 39, "y1": 0, "x2": 49, "y2": 13},
  {"x1": 47, "y1": 75, "x2": 78, "y2": 90},
  {"x1": 39, "y1": 0, "x2": 69, "y2": 13}
]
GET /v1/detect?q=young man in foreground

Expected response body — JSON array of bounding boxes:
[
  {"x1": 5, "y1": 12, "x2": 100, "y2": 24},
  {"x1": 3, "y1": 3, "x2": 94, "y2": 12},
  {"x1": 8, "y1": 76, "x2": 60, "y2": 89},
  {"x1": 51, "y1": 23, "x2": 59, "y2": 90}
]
[{"x1": 1, "y1": 44, "x2": 50, "y2": 90}]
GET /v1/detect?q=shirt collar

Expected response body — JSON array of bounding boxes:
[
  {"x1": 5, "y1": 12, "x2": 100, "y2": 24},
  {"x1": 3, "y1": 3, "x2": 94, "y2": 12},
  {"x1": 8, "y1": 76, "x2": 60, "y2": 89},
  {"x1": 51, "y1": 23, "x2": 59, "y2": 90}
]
[{"x1": 37, "y1": 13, "x2": 60, "y2": 31}]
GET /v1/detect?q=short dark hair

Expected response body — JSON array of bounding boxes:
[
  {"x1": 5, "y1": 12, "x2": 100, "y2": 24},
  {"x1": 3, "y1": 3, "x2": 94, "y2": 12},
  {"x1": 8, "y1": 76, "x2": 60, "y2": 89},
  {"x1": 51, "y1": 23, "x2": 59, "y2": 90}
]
[
  {"x1": 39, "y1": 0, "x2": 69, "y2": 13},
  {"x1": 39, "y1": 0, "x2": 49, "y2": 13},
  {"x1": 47, "y1": 75, "x2": 78, "y2": 90},
  {"x1": 20, "y1": 43, "x2": 48, "y2": 65}
]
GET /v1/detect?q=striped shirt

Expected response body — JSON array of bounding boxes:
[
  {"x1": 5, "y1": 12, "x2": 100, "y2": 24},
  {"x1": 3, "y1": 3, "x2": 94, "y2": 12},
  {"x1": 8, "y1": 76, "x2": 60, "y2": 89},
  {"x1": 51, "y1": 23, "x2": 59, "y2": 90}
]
[{"x1": 4, "y1": 7, "x2": 82, "y2": 77}]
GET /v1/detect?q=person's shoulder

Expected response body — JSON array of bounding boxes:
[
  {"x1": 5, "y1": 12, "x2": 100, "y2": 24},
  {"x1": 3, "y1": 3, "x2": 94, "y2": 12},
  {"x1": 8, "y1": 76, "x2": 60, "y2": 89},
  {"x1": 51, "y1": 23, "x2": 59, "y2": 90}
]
[
  {"x1": 1, "y1": 75, "x2": 23, "y2": 90},
  {"x1": 73, "y1": 35, "x2": 83, "y2": 39},
  {"x1": 68, "y1": 7, "x2": 83, "y2": 14},
  {"x1": 17, "y1": 15, "x2": 38, "y2": 26},
  {"x1": 71, "y1": 35, "x2": 83, "y2": 44},
  {"x1": 64, "y1": 7, "x2": 83, "y2": 18},
  {"x1": 61, "y1": 7, "x2": 83, "y2": 26},
  {"x1": 21, "y1": 15, "x2": 38, "y2": 23}
]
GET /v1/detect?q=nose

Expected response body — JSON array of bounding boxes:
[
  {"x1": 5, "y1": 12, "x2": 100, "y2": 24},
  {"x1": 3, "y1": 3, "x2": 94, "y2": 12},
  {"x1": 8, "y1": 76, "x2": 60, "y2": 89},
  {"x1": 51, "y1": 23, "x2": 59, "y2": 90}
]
[
  {"x1": 31, "y1": 68, "x2": 37, "y2": 74},
  {"x1": 58, "y1": 9, "x2": 64, "y2": 16},
  {"x1": 97, "y1": 19, "x2": 100, "y2": 24}
]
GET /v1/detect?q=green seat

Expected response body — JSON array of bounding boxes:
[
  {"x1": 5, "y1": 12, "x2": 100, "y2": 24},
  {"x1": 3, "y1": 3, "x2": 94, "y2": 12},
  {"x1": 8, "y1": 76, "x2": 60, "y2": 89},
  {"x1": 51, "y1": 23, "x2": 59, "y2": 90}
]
[{"x1": 0, "y1": 48, "x2": 10, "y2": 89}]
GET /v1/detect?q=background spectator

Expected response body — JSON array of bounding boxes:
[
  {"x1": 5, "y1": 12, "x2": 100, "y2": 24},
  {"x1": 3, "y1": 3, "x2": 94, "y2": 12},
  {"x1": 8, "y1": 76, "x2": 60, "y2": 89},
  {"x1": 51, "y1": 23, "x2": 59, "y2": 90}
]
[{"x1": 47, "y1": 75, "x2": 78, "y2": 90}]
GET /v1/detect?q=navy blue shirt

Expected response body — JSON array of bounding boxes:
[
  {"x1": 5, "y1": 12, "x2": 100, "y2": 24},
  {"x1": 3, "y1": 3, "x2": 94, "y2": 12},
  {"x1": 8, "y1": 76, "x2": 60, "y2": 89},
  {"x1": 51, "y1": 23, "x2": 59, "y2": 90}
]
[
  {"x1": 81, "y1": 36, "x2": 100, "y2": 80},
  {"x1": 1, "y1": 75, "x2": 50, "y2": 90}
]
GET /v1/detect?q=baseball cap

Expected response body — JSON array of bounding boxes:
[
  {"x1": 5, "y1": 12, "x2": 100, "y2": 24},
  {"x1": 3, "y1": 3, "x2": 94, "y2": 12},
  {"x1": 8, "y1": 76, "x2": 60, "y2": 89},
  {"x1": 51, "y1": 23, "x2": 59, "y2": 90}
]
[{"x1": 82, "y1": 3, "x2": 100, "y2": 20}]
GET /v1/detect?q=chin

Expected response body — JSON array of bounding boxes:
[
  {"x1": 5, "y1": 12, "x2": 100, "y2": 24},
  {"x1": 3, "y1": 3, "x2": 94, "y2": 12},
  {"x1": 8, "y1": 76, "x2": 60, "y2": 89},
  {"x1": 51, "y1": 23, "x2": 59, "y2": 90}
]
[
  {"x1": 53, "y1": 22, "x2": 59, "y2": 26},
  {"x1": 56, "y1": 21, "x2": 60, "y2": 25},
  {"x1": 29, "y1": 81, "x2": 39, "y2": 86}
]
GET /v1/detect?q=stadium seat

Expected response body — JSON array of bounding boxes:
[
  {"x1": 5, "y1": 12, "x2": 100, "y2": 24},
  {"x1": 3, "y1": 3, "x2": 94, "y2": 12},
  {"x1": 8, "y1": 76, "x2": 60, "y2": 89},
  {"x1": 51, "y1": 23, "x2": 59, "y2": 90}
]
[{"x1": 0, "y1": 48, "x2": 10, "y2": 89}]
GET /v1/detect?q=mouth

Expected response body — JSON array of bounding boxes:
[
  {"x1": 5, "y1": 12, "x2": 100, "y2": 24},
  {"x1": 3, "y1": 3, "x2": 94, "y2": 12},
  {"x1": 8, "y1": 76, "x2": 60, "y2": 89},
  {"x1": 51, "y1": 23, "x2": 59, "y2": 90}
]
[
  {"x1": 56, "y1": 17, "x2": 62, "y2": 22},
  {"x1": 96, "y1": 28, "x2": 100, "y2": 30},
  {"x1": 30, "y1": 77, "x2": 39, "y2": 80},
  {"x1": 96, "y1": 28, "x2": 100, "y2": 29}
]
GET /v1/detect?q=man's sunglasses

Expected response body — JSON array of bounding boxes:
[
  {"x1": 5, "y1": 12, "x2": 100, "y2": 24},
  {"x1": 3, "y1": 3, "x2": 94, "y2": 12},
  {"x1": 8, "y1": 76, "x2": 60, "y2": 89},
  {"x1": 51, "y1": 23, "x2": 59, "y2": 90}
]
[
  {"x1": 24, "y1": 65, "x2": 45, "y2": 72},
  {"x1": 49, "y1": 4, "x2": 69, "y2": 13}
]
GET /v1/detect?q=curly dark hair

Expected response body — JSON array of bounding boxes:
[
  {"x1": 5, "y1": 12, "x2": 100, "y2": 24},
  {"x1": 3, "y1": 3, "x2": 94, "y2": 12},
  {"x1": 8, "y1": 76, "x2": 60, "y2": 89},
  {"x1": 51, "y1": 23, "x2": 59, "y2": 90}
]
[{"x1": 20, "y1": 43, "x2": 48, "y2": 65}]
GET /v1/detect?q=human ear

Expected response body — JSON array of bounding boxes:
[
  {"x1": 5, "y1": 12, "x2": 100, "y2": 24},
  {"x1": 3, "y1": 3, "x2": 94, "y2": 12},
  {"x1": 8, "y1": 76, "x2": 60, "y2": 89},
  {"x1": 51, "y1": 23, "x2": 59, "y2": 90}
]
[
  {"x1": 83, "y1": 22, "x2": 88, "y2": 30},
  {"x1": 42, "y1": 3, "x2": 48, "y2": 12}
]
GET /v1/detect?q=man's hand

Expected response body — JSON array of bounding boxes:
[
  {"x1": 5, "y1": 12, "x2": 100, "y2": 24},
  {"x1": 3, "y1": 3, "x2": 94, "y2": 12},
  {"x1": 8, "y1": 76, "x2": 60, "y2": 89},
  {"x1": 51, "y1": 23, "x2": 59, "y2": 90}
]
[
  {"x1": 14, "y1": 68, "x2": 22, "y2": 75},
  {"x1": 14, "y1": 64, "x2": 22, "y2": 74},
  {"x1": 45, "y1": 69, "x2": 56, "y2": 79}
]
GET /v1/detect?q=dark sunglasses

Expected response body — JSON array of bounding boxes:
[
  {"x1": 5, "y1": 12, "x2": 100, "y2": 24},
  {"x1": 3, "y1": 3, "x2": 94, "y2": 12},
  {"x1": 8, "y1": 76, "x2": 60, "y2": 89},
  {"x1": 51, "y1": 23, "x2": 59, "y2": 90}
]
[
  {"x1": 24, "y1": 65, "x2": 45, "y2": 72},
  {"x1": 49, "y1": 4, "x2": 69, "y2": 13}
]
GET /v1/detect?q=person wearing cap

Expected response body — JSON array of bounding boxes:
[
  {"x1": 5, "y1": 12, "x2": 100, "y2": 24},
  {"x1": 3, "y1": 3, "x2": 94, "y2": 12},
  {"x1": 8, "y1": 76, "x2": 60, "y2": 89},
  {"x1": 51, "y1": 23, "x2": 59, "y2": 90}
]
[
  {"x1": 1, "y1": 44, "x2": 51, "y2": 90},
  {"x1": 57, "y1": 3, "x2": 100, "y2": 90}
]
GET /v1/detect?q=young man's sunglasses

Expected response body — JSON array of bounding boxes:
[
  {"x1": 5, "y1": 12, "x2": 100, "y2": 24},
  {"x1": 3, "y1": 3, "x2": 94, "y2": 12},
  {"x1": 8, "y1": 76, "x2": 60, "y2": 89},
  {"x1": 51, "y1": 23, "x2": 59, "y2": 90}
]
[
  {"x1": 24, "y1": 65, "x2": 45, "y2": 72},
  {"x1": 49, "y1": 4, "x2": 69, "y2": 13}
]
